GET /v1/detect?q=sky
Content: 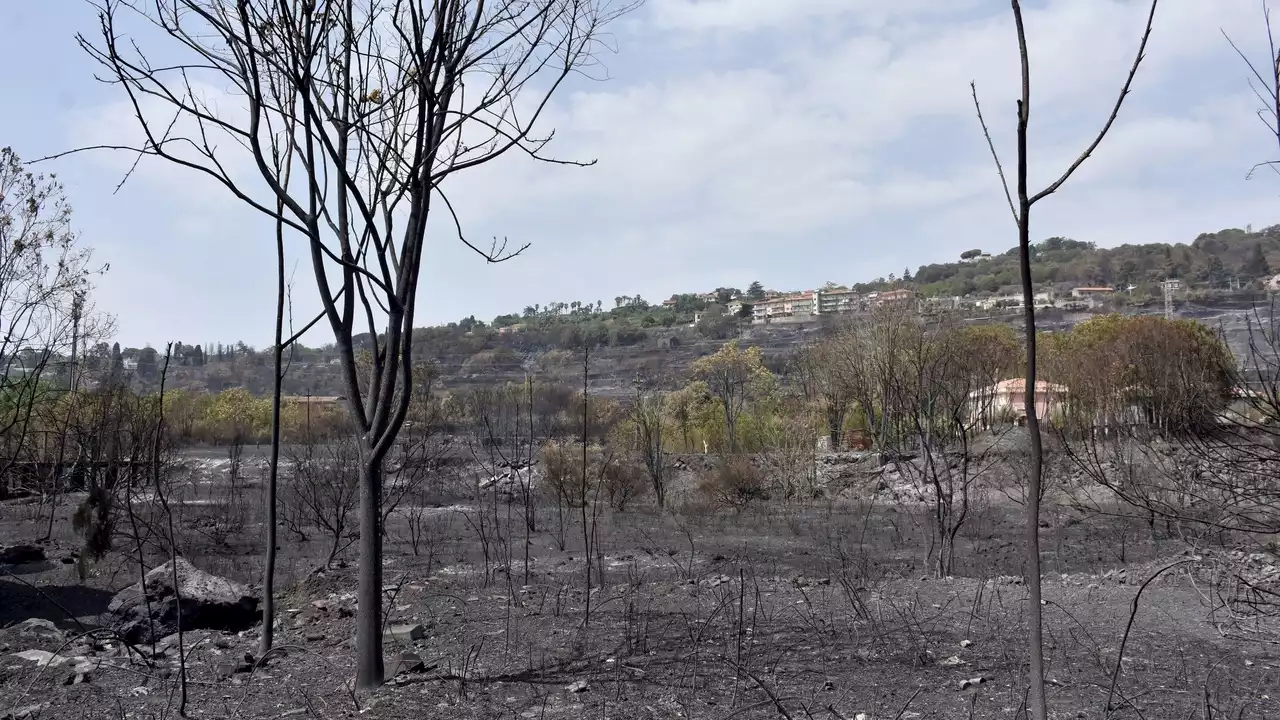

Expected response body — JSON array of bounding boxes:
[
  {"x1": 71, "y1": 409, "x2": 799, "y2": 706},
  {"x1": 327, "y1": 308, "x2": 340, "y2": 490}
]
[{"x1": 1, "y1": 0, "x2": 1279, "y2": 349}]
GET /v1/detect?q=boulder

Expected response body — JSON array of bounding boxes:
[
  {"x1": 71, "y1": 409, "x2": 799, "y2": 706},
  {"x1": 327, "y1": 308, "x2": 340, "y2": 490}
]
[
  {"x1": 0, "y1": 545, "x2": 45, "y2": 566},
  {"x1": 390, "y1": 652, "x2": 426, "y2": 676},
  {"x1": 107, "y1": 558, "x2": 259, "y2": 645},
  {"x1": 383, "y1": 623, "x2": 425, "y2": 644},
  {"x1": 12, "y1": 618, "x2": 62, "y2": 642}
]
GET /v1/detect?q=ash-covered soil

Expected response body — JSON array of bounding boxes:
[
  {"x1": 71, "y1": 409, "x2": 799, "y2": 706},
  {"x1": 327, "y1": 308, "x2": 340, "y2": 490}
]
[{"x1": 2, "y1": 451, "x2": 1278, "y2": 719}]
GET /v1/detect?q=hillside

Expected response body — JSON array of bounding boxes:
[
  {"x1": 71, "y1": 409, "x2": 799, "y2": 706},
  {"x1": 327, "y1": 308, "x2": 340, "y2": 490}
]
[
  {"x1": 117, "y1": 224, "x2": 1280, "y2": 397},
  {"x1": 899, "y1": 226, "x2": 1280, "y2": 297}
]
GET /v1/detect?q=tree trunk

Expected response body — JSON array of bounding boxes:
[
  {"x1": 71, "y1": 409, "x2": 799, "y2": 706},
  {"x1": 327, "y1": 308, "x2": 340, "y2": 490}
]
[
  {"x1": 1017, "y1": 149, "x2": 1047, "y2": 720},
  {"x1": 260, "y1": 342, "x2": 282, "y2": 655},
  {"x1": 261, "y1": 197, "x2": 287, "y2": 657},
  {"x1": 355, "y1": 451, "x2": 385, "y2": 689}
]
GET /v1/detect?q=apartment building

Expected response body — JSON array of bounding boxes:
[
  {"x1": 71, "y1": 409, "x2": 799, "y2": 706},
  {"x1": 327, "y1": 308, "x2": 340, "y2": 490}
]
[
  {"x1": 872, "y1": 288, "x2": 916, "y2": 305},
  {"x1": 749, "y1": 288, "x2": 868, "y2": 323},
  {"x1": 817, "y1": 288, "x2": 859, "y2": 314}
]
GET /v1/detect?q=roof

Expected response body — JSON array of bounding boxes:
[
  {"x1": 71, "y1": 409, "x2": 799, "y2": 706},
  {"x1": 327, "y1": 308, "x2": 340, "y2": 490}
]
[{"x1": 1073, "y1": 287, "x2": 1113, "y2": 292}]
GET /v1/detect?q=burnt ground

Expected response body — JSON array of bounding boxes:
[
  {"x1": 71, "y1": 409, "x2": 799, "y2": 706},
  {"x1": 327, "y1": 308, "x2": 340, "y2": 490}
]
[{"x1": 1, "y1": 451, "x2": 1279, "y2": 720}]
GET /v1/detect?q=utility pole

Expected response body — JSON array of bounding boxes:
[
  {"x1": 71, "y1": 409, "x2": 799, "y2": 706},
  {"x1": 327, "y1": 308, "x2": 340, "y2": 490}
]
[
  {"x1": 1161, "y1": 279, "x2": 1177, "y2": 320},
  {"x1": 69, "y1": 291, "x2": 84, "y2": 392}
]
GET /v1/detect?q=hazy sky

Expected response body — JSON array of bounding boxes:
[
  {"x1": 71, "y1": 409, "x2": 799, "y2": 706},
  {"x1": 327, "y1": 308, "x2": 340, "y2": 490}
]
[{"x1": 1, "y1": 0, "x2": 1278, "y2": 348}]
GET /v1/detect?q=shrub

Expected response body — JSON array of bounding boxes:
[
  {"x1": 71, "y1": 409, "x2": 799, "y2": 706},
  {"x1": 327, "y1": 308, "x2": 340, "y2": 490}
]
[
  {"x1": 601, "y1": 459, "x2": 648, "y2": 512},
  {"x1": 698, "y1": 457, "x2": 769, "y2": 511},
  {"x1": 539, "y1": 440, "x2": 586, "y2": 508}
]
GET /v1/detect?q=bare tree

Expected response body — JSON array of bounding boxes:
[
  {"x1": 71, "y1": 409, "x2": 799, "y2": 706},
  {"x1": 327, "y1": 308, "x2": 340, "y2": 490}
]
[
  {"x1": 262, "y1": 132, "x2": 295, "y2": 656},
  {"x1": 791, "y1": 335, "x2": 854, "y2": 452},
  {"x1": 884, "y1": 319, "x2": 1018, "y2": 577},
  {"x1": 970, "y1": 2, "x2": 1159, "y2": 715},
  {"x1": 1224, "y1": 3, "x2": 1280, "y2": 182},
  {"x1": 832, "y1": 303, "x2": 919, "y2": 455},
  {"x1": 78, "y1": 0, "x2": 635, "y2": 687},
  {"x1": 0, "y1": 147, "x2": 101, "y2": 495},
  {"x1": 282, "y1": 436, "x2": 363, "y2": 568},
  {"x1": 628, "y1": 373, "x2": 668, "y2": 507}
]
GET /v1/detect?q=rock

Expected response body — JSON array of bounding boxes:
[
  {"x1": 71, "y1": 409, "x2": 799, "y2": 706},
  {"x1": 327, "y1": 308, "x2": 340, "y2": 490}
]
[
  {"x1": 939, "y1": 655, "x2": 967, "y2": 667},
  {"x1": 383, "y1": 623, "x2": 425, "y2": 643},
  {"x1": 215, "y1": 658, "x2": 254, "y2": 680},
  {"x1": 0, "y1": 545, "x2": 45, "y2": 565},
  {"x1": 565, "y1": 679, "x2": 589, "y2": 693},
  {"x1": 2, "y1": 702, "x2": 50, "y2": 720},
  {"x1": 107, "y1": 558, "x2": 260, "y2": 645},
  {"x1": 958, "y1": 676, "x2": 987, "y2": 690},
  {"x1": 11, "y1": 650, "x2": 70, "y2": 667},
  {"x1": 959, "y1": 639, "x2": 973, "y2": 648},
  {"x1": 391, "y1": 652, "x2": 426, "y2": 676},
  {"x1": 12, "y1": 618, "x2": 61, "y2": 641}
]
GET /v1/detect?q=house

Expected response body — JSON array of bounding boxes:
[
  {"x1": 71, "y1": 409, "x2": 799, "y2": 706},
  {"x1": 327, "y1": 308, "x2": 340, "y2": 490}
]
[
  {"x1": 968, "y1": 378, "x2": 1068, "y2": 426},
  {"x1": 1268, "y1": 273, "x2": 1280, "y2": 292},
  {"x1": 977, "y1": 294, "x2": 1023, "y2": 311},
  {"x1": 282, "y1": 395, "x2": 345, "y2": 407},
  {"x1": 921, "y1": 295, "x2": 963, "y2": 311},
  {"x1": 122, "y1": 358, "x2": 139, "y2": 371},
  {"x1": 874, "y1": 288, "x2": 916, "y2": 305},
  {"x1": 1070, "y1": 286, "x2": 1114, "y2": 298},
  {"x1": 1220, "y1": 387, "x2": 1267, "y2": 426}
]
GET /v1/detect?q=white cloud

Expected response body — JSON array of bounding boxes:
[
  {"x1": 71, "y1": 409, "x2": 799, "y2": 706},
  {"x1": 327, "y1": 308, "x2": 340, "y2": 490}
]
[
  {"x1": 648, "y1": 0, "x2": 983, "y2": 33},
  {"x1": 32, "y1": 0, "x2": 1280, "y2": 345}
]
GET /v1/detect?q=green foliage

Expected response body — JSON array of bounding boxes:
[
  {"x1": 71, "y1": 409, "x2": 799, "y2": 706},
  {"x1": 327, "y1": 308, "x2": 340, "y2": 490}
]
[
  {"x1": 909, "y1": 227, "x2": 1280, "y2": 297},
  {"x1": 1246, "y1": 242, "x2": 1272, "y2": 279},
  {"x1": 1041, "y1": 314, "x2": 1235, "y2": 433}
]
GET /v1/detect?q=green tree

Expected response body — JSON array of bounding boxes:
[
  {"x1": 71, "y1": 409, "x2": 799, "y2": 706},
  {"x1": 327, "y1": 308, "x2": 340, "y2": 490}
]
[
  {"x1": 714, "y1": 287, "x2": 741, "y2": 304},
  {"x1": 1245, "y1": 242, "x2": 1272, "y2": 278},
  {"x1": 747, "y1": 281, "x2": 765, "y2": 299},
  {"x1": 689, "y1": 341, "x2": 774, "y2": 453},
  {"x1": 1206, "y1": 255, "x2": 1228, "y2": 288}
]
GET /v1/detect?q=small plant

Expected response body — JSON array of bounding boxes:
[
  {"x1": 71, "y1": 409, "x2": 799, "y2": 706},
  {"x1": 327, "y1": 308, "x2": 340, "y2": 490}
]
[
  {"x1": 601, "y1": 459, "x2": 648, "y2": 512},
  {"x1": 698, "y1": 457, "x2": 769, "y2": 512}
]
